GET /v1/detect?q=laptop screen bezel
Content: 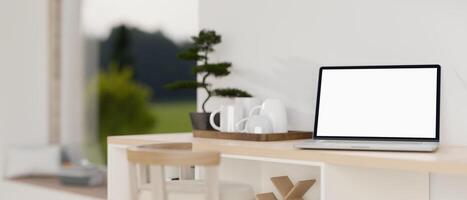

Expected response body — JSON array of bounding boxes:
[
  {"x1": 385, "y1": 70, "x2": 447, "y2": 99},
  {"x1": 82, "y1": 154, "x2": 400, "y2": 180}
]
[{"x1": 313, "y1": 65, "x2": 441, "y2": 142}]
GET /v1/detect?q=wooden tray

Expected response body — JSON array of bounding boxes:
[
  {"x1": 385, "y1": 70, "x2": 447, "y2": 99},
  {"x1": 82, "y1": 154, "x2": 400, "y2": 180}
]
[{"x1": 193, "y1": 130, "x2": 312, "y2": 141}]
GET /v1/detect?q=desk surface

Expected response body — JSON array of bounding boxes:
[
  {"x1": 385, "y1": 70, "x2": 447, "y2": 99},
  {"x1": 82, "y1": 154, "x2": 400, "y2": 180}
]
[{"x1": 108, "y1": 133, "x2": 467, "y2": 175}]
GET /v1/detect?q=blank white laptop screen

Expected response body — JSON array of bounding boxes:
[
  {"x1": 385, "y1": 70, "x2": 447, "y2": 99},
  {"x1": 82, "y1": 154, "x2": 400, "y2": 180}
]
[{"x1": 316, "y1": 68, "x2": 438, "y2": 138}]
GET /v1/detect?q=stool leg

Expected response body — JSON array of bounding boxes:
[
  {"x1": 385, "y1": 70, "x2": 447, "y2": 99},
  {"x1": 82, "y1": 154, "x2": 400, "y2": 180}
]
[
  {"x1": 205, "y1": 166, "x2": 219, "y2": 200},
  {"x1": 151, "y1": 165, "x2": 167, "y2": 200},
  {"x1": 128, "y1": 163, "x2": 139, "y2": 200},
  {"x1": 139, "y1": 164, "x2": 149, "y2": 184}
]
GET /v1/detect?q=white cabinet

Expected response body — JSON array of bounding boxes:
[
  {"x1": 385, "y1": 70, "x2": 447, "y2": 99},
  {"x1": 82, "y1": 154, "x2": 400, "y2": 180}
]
[{"x1": 108, "y1": 133, "x2": 460, "y2": 200}]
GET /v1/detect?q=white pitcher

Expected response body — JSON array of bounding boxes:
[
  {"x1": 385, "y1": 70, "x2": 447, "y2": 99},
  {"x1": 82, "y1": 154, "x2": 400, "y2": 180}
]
[
  {"x1": 235, "y1": 115, "x2": 273, "y2": 134},
  {"x1": 234, "y1": 97, "x2": 262, "y2": 130},
  {"x1": 209, "y1": 104, "x2": 244, "y2": 132},
  {"x1": 234, "y1": 97, "x2": 262, "y2": 116},
  {"x1": 249, "y1": 99, "x2": 288, "y2": 133}
]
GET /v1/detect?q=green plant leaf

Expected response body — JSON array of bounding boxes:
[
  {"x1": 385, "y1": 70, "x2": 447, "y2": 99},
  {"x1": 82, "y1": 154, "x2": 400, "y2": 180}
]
[
  {"x1": 97, "y1": 67, "x2": 155, "y2": 163},
  {"x1": 192, "y1": 29, "x2": 221, "y2": 52},
  {"x1": 164, "y1": 80, "x2": 207, "y2": 90},
  {"x1": 177, "y1": 47, "x2": 206, "y2": 61},
  {"x1": 193, "y1": 62, "x2": 231, "y2": 76},
  {"x1": 212, "y1": 88, "x2": 252, "y2": 98},
  {"x1": 168, "y1": 29, "x2": 253, "y2": 112}
]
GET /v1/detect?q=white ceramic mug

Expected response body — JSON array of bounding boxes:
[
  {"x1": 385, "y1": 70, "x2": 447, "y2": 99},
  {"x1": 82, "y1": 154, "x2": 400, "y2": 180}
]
[
  {"x1": 235, "y1": 115, "x2": 273, "y2": 134},
  {"x1": 209, "y1": 104, "x2": 244, "y2": 132},
  {"x1": 249, "y1": 99, "x2": 288, "y2": 133}
]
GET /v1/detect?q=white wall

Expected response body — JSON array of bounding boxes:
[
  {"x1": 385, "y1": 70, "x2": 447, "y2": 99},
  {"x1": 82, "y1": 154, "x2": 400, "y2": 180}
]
[
  {"x1": 0, "y1": 0, "x2": 87, "y2": 166},
  {"x1": 0, "y1": 0, "x2": 50, "y2": 158},
  {"x1": 199, "y1": 0, "x2": 467, "y2": 145},
  {"x1": 199, "y1": 0, "x2": 467, "y2": 199}
]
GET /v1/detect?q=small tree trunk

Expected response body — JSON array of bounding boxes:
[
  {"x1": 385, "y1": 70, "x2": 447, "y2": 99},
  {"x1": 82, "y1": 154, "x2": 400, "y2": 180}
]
[
  {"x1": 200, "y1": 72, "x2": 211, "y2": 113},
  {"x1": 201, "y1": 93, "x2": 211, "y2": 113}
]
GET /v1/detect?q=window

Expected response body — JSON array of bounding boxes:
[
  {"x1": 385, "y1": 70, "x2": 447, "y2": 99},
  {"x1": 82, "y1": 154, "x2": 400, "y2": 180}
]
[{"x1": 82, "y1": 0, "x2": 199, "y2": 164}]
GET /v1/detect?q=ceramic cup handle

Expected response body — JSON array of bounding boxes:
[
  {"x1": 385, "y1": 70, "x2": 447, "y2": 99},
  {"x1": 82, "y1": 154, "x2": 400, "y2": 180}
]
[
  {"x1": 209, "y1": 109, "x2": 222, "y2": 131},
  {"x1": 235, "y1": 117, "x2": 249, "y2": 133},
  {"x1": 249, "y1": 105, "x2": 262, "y2": 117}
]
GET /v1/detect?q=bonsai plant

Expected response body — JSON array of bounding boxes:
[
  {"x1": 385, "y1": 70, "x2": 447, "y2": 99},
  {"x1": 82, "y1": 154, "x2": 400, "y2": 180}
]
[{"x1": 166, "y1": 29, "x2": 251, "y2": 130}]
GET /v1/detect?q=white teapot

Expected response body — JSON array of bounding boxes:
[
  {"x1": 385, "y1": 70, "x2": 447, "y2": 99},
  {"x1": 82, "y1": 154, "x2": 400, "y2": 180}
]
[{"x1": 237, "y1": 99, "x2": 288, "y2": 133}]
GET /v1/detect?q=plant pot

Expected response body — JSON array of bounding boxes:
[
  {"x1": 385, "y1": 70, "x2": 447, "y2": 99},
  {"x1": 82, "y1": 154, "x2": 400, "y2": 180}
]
[{"x1": 190, "y1": 112, "x2": 219, "y2": 130}]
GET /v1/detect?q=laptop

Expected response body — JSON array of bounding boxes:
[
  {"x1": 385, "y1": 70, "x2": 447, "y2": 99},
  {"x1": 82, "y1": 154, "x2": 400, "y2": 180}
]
[{"x1": 295, "y1": 65, "x2": 440, "y2": 152}]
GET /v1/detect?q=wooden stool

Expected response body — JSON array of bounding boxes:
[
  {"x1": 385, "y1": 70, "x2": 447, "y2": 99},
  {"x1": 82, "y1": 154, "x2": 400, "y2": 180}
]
[{"x1": 127, "y1": 143, "x2": 254, "y2": 200}]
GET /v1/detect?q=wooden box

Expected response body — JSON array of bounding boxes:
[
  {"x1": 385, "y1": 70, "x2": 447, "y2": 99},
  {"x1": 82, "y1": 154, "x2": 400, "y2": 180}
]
[{"x1": 193, "y1": 130, "x2": 312, "y2": 141}]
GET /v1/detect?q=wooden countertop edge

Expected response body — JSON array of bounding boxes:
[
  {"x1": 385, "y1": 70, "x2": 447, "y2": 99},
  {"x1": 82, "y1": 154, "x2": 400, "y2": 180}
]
[
  {"x1": 108, "y1": 133, "x2": 467, "y2": 175},
  {"x1": 193, "y1": 141, "x2": 467, "y2": 175},
  {"x1": 107, "y1": 133, "x2": 192, "y2": 145},
  {"x1": 107, "y1": 137, "x2": 163, "y2": 146}
]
